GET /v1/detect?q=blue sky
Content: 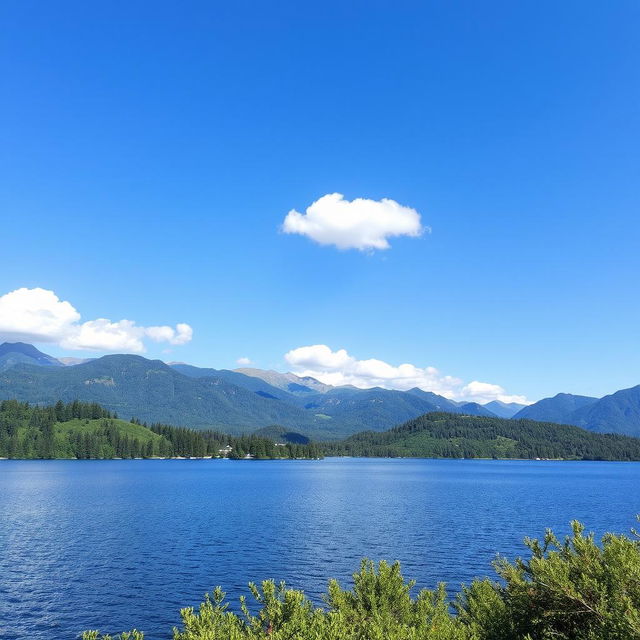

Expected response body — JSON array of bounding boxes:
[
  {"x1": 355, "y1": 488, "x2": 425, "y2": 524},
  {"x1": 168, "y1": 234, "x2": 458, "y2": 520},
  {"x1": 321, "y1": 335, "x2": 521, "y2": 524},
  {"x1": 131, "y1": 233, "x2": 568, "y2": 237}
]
[{"x1": 1, "y1": 0, "x2": 639, "y2": 402}]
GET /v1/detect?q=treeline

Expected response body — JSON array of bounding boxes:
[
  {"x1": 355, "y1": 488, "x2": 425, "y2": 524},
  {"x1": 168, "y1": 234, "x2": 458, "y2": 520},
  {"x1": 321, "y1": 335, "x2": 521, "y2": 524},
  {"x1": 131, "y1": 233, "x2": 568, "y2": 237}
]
[
  {"x1": 0, "y1": 400, "x2": 321, "y2": 460},
  {"x1": 322, "y1": 412, "x2": 640, "y2": 460},
  {"x1": 148, "y1": 422, "x2": 323, "y2": 459},
  {"x1": 5, "y1": 401, "x2": 640, "y2": 461},
  {"x1": 67, "y1": 420, "x2": 169, "y2": 459},
  {"x1": 0, "y1": 399, "x2": 117, "y2": 458},
  {"x1": 83, "y1": 519, "x2": 640, "y2": 640}
]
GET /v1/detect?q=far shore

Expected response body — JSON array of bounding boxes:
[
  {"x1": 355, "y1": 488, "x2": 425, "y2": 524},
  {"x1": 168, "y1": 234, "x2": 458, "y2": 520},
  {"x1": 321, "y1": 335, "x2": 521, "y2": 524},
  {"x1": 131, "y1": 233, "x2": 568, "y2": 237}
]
[{"x1": 0, "y1": 456, "x2": 636, "y2": 462}]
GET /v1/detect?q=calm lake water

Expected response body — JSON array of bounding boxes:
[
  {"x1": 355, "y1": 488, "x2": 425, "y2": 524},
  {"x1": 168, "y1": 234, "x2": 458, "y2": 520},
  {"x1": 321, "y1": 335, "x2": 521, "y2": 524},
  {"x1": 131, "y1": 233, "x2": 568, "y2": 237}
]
[{"x1": 1, "y1": 458, "x2": 640, "y2": 639}]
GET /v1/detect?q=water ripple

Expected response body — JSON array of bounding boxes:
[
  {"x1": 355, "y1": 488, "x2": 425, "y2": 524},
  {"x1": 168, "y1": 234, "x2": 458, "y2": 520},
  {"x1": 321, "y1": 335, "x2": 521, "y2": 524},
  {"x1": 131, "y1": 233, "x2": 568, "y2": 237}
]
[{"x1": 0, "y1": 458, "x2": 639, "y2": 639}]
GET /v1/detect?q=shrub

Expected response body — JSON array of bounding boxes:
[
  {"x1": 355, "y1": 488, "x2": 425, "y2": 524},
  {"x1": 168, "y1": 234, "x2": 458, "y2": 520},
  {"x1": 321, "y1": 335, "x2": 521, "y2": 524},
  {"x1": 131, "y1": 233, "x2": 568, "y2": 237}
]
[{"x1": 460, "y1": 520, "x2": 640, "y2": 639}]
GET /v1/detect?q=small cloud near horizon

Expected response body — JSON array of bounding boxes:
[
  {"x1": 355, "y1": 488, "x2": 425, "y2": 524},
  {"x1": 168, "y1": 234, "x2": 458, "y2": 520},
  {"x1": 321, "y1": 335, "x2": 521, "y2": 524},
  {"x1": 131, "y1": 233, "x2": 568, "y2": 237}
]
[
  {"x1": 284, "y1": 344, "x2": 530, "y2": 405},
  {"x1": 236, "y1": 356, "x2": 252, "y2": 366},
  {"x1": 281, "y1": 193, "x2": 426, "y2": 251},
  {"x1": 0, "y1": 287, "x2": 193, "y2": 353}
]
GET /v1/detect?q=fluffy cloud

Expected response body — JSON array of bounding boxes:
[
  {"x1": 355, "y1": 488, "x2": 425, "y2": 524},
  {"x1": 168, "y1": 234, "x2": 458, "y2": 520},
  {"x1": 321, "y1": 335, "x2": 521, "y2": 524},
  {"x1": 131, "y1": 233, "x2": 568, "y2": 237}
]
[
  {"x1": 0, "y1": 287, "x2": 81, "y2": 343},
  {"x1": 146, "y1": 323, "x2": 193, "y2": 346},
  {"x1": 282, "y1": 193, "x2": 425, "y2": 251},
  {"x1": 0, "y1": 287, "x2": 193, "y2": 353},
  {"x1": 284, "y1": 344, "x2": 529, "y2": 405},
  {"x1": 237, "y1": 356, "x2": 252, "y2": 365}
]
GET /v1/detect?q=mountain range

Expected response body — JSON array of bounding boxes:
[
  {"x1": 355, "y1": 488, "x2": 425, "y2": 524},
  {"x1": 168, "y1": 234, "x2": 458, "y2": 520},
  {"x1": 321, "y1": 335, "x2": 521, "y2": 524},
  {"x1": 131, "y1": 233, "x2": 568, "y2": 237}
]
[
  {"x1": 513, "y1": 388, "x2": 640, "y2": 437},
  {"x1": 1, "y1": 341, "x2": 640, "y2": 439}
]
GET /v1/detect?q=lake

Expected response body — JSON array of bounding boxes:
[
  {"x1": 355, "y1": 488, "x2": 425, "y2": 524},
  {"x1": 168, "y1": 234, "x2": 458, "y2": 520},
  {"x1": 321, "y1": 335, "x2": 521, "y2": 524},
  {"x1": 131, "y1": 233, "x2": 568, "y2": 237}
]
[{"x1": 1, "y1": 458, "x2": 639, "y2": 639}]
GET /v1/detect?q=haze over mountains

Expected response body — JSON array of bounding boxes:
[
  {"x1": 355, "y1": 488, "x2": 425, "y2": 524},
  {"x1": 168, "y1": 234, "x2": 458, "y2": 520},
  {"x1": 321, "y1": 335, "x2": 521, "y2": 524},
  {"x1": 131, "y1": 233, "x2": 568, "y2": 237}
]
[{"x1": 1, "y1": 341, "x2": 640, "y2": 439}]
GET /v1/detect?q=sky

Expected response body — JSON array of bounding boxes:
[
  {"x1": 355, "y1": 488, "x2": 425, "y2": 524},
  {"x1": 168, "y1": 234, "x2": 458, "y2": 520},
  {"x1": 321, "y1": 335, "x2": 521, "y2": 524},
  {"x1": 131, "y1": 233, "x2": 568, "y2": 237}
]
[{"x1": 1, "y1": 0, "x2": 639, "y2": 403}]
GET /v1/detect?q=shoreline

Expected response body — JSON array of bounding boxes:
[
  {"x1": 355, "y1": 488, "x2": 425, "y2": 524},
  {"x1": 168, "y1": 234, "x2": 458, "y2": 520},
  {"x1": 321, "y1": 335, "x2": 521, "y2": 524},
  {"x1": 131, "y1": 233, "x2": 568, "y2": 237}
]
[{"x1": 0, "y1": 455, "x2": 637, "y2": 462}]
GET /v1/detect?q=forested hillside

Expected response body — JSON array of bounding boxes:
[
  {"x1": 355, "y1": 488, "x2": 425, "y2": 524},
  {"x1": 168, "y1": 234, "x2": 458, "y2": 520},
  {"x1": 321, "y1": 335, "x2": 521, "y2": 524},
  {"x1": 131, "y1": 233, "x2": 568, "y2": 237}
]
[
  {"x1": 0, "y1": 400, "x2": 321, "y2": 460},
  {"x1": 0, "y1": 352, "x2": 493, "y2": 438},
  {"x1": 323, "y1": 412, "x2": 640, "y2": 460},
  {"x1": 513, "y1": 387, "x2": 640, "y2": 438},
  {"x1": 0, "y1": 355, "x2": 327, "y2": 434}
]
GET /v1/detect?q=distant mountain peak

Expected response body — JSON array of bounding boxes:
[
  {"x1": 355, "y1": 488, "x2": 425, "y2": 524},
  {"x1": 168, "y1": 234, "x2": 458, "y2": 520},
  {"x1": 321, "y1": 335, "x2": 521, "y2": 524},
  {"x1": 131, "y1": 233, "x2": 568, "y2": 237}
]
[
  {"x1": 513, "y1": 393, "x2": 599, "y2": 425},
  {"x1": 483, "y1": 400, "x2": 527, "y2": 419},
  {"x1": 0, "y1": 341, "x2": 62, "y2": 371},
  {"x1": 57, "y1": 357, "x2": 93, "y2": 366},
  {"x1": 234, "y1": 368, "x2": 334, "y2": 394}
]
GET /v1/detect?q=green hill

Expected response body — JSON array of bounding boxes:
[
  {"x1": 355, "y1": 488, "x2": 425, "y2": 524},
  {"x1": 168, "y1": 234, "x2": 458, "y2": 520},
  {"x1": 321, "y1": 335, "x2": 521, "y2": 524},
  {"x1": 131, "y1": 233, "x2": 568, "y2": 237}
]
[
  {"x1": 324, "y1": 412, "x2": 640, "y2": 460},
  {"x1": 0, "y1": 400, "x2": 321, "y2": 460},
  {"x1": 0, "y1": 399, "x2": 168, "y2": 459}
]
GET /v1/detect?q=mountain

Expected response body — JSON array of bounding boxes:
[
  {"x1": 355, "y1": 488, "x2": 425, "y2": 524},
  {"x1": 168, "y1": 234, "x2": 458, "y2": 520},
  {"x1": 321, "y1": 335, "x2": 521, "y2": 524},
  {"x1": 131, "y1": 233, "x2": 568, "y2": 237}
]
[
  {"x1": 457, "y1": 402, "x2": 497, "y2": 417},
  {"x1": 300, "y1": 385, "x2": 469, "y2": 432},
  {"x1": 513, "y1": 393, "x2": 598, "y2": 424},
  {"x1": 58, "y1": 357, "x2": 93, "y2": 366},
  {"x1": 2, "y1": 353, "x2": 452, "y2": 439},
  {"x1": 6, "y1": 343, "x2": 640, "y2": 439},
  {"x1": 569, "y1": 385, "x2": 640, "y2": 437},
  {"x1": 404, "y1": 390, "x2": 498, "y2": 417},
  {"x1": 511, "y1": 387, "x2": 640, "y2": 438},
  {"x1": 325, "y1": 412, "x2": 640, "y2": 460},
  {"x1": 170, "y1": 363, "x2": 297, "y2": 403},
  {"x1": 235, "y1": 368, "x2": 333, "y2": 394},
  {"x1": 483, "y1": 400, "x2": 527, "y2": 419},
  {"x1": 174, "y1": 363, "x2": 498, "y2": 429},
  {"x1": 404, "y1": 388, "x2": 461, "y2": 411},
  {"x1": 0, "y1": 342, "x2": 62, "y2": 371},
  {"x1": 0, "y1": 351, "x2": 506, "y2": 439},
  {"x1": 0, "y1": 354, "x2": 327, "y2": 436}
]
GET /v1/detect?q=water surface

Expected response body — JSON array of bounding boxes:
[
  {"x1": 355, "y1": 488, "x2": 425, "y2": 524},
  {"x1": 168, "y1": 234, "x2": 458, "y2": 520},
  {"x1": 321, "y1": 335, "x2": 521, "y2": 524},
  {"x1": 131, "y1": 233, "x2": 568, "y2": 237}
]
[{"x1": 1, "y1": 458, "x2": 639, "y2": 639}]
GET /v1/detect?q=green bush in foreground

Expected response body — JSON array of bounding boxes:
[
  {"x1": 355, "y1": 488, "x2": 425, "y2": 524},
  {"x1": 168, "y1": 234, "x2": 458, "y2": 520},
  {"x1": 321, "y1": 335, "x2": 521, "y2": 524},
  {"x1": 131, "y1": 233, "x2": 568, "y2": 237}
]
[{"x1": 82, "y1": 520, "x2": 640, "y2": 640}]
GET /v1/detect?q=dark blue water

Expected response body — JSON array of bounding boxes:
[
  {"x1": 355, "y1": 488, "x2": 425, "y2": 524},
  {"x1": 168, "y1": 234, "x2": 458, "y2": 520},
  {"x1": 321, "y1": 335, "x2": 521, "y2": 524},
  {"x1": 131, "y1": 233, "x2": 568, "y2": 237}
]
[{"x1": 1, "y1": 458, "x2": 639, "y2": 639}]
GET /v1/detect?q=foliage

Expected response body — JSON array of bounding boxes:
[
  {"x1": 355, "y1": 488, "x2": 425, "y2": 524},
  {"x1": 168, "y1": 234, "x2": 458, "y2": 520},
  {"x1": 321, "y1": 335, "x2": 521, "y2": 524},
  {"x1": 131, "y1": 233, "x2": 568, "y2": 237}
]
[
  {"x1": 323, "y1": 412, "x2": 640, "y2": 460},
  {"x1": 459, "y1": 520, "x2": 640, "y2": 639},
  {"x1": 3, "y1": 399, "x2": 640, "y2": 461},
  {"x1": 82, "y1": 519, "x2": 640, "y2": 640},
  {"x1": 0, "y1": 399, "x2": 321, "y2": 459},
  {"x1": 149, "y1": 422, "x2": 322, "y2": 459}
]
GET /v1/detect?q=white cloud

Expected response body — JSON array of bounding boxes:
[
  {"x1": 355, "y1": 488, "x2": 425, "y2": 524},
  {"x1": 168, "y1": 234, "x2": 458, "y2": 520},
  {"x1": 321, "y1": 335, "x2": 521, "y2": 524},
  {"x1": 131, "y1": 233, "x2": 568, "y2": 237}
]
[
  {"x1": 237, "y1": 356, "x2": 252, "y2": 365},
  {"x1": 0, "y1": 287, "x2": 81, "y2": 343},
  {"x1": 147, "y1": 323, "x2": 193, "y2": 346},
  {"x1": 284, "y1": 344, "x2": 529, "y2": 405},
  {"x1": 62, "y1": 319, "x2": 147, "y2": 352},
  {"x1": 460, "y1": 381, "x2": 522, "y2": 404},
  {"x1": 282, "y1": 193, "x2": 425, "y2": 251},
  {"x1": 0, "y1": 287, "x2": 193, "y2": 353}
]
